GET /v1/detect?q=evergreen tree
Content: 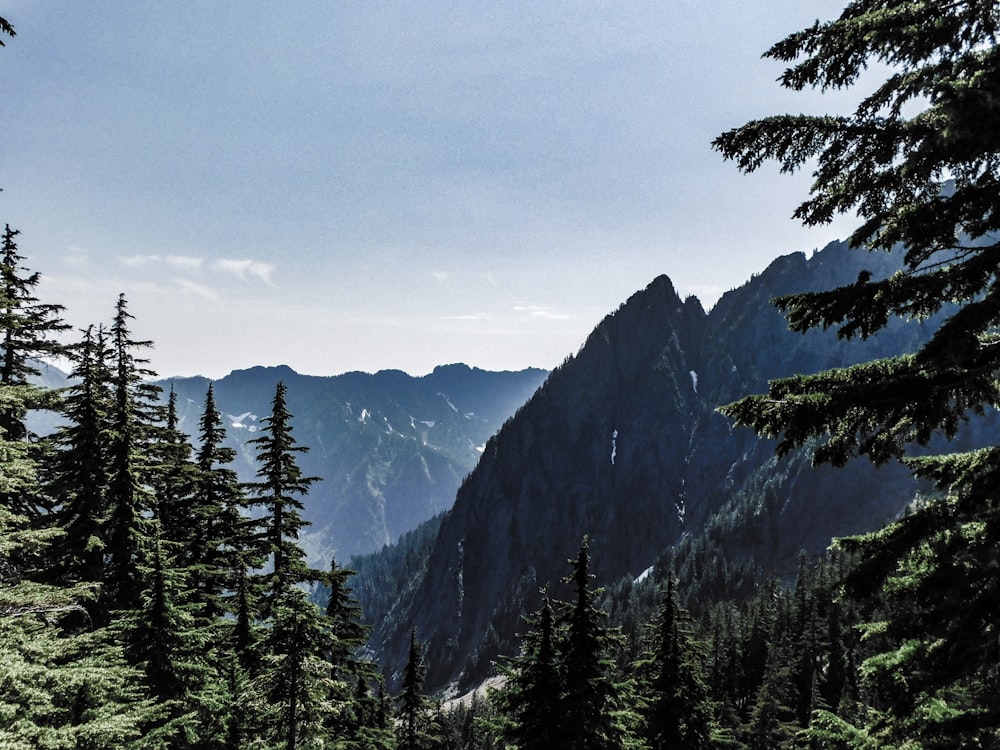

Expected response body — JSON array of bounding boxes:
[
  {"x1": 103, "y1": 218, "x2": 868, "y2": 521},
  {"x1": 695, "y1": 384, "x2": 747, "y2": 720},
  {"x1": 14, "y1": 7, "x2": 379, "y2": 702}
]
[
  {"x1": 323, "y1": 556, "x2": 382, "y2": 745},
  {"x1": 104, "y1": 293, "x2": 161, "y2": 614},
  {"x1": 559, "y1": 538, "x2": 636, "y2": 750},
  {"x1": 499, "y1": 593, "x2": 566, "y2": 750},
  {"x1": 714, "y1": 1, "x2": 1000, "y2": 746},
  {"x1": 49, "y1": 325, "x2": 112, "y2": 589},
  {"x1": 0, "y1": 225, "x2": 71, "y2": 530},
  {"x1": 251, "y1": 584, "x2": 336, "y2": 750},
  {"x1": 642, "y1": 573, "x2": 714, "y2": 750},
  {"x1": 190, "y1": 383, "x2": 252, "y2": 623},
  {"x1": 397, "y1": 629, "x2": 436, "y2": 750},
  {"x1": 122, "y1": 526, "x2": 227, "y2": 748},
  {"x1": 0, "y1": 451, "x2": 157, "y2": 747},
  {"x1": 245, "y1": 381, "x2": 320, "y2": 607},
  {"x1": 0, "y1": 224, "x2": 70, "y2": 443},
  {"x1": 149, "y1": 388, "x2": 198, "y2": 544}
]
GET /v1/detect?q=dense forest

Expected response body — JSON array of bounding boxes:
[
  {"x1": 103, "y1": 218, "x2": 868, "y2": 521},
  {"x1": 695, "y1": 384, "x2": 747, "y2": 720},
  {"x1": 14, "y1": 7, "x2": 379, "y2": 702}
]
[{"x1": 4, "y1": 1, "x2": 1000, "y2": 748}]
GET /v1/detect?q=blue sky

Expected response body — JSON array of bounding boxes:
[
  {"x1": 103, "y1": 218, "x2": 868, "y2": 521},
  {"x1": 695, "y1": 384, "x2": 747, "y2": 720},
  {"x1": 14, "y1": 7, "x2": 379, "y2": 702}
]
[{"x1": 3, "y1": 1, "x2": 858, "y2": 378}]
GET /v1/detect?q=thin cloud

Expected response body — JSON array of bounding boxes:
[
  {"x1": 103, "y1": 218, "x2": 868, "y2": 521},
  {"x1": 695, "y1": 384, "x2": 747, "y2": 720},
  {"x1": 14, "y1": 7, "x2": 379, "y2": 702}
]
[
  {"x1": 119, "y1": 254, "x2": 163, "y2": 268},
  {"x1": 213, "y1": 258, "x2": 276, "y2": 285},
  {"x1": 118, "y1": 254, "x2": 204, "y2": 274},
  {"x1": 513, "y1": 304, "x2": 570, "y2": 320},
  {"x1": 432, "y1": 270, "x2": 449, "y2": 283},
  {"x1": 166, "y1": 255, "x2": 204, "y2": 273},
  {"x1": 174, "y1": 277, "x2": 220, "y2": 302},
  {"x1": 445, "y1": 312, "x2": 491, "y2": 321}
]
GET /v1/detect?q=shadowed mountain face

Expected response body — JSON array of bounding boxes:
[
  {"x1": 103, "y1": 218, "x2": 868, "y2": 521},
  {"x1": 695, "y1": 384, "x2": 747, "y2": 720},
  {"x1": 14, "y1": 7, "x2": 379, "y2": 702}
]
[
  {"x1": 366, "y1": 240, "x2": 960, "y2": 692},
  {"x1": 162, "y1": 364, "x2": 547, "y2": 563}
]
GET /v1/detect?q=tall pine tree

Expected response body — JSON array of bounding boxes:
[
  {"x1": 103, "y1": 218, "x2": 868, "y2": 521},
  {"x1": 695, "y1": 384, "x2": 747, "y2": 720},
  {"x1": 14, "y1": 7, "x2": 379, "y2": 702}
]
[
  {"x1": 499, "y1": 593, "x2": 566, "y2": 750},
  {"x1": 642, "y1": 573, "x2": 714, "y2": 750},
  {"x1": 104, "y1": 293, "x2": 161, "y2": 615},
  {"x1": 50, "y1": 325, "x2": 112, "y2": 589},
  {"x1": 245, "y1": 381, "x2": 319, "y2": 607}
]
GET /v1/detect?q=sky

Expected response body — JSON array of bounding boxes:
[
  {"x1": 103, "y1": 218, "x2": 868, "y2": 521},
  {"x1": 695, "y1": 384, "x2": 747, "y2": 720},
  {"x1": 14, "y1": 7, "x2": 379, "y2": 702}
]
[{"x1": 2, "y1": 1, "x2": 862, "y2": 379}]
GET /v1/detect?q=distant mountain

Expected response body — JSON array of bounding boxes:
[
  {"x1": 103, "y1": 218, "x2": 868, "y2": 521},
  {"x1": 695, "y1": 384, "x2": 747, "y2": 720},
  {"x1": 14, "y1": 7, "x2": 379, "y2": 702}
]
[
  {"x1": 362, "y1": 240, "x2": 983, "y2": 693},
  {"x1": 161, "y1": 364, "x2": 547, "y2": 563}
]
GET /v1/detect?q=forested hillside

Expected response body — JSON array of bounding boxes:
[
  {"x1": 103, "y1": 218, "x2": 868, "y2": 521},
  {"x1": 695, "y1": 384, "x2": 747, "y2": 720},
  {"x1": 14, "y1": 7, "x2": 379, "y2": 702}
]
[{"x1": 360, "y1": 239, "x2": 956, "y2": 693}]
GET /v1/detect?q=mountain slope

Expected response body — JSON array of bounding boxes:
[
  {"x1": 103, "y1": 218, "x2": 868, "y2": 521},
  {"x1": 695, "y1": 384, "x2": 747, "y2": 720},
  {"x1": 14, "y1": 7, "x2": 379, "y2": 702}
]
[
  {"x1": 162, "y1": 364, "x2": 547, "y2": 562},
  {"x1": 366, "y1": 240, "x2": 951, "y2": 691}
]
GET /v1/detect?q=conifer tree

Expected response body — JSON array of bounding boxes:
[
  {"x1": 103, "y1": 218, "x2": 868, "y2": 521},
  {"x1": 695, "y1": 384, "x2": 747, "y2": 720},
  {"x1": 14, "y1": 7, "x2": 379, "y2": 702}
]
[
  {"x1": 190, "y1": 383, "x2": 251, "y2": 622},
  {"x1": 149, "y1": 388, "x2": 198, "y2": 543},
  {"x1": 245, "y1": 381, "x2": 320, "y2": 607},
  {"x1": 643, "y1": 573, "x2": 714, "y2": 750},
  {"x1": 0, "y1": 224, "x2": 70, "y2": 443},
  {"x1": 714, "y1": 1, "x2": 1000, "y2": 746},
  {"x1": 559, "y1": 538, "x2": 636, "y2": 750},
  {"x1": 122, "y1": 525, "x2": 227, "y2": 748},
  {"x1": 499, "y1": 593, "x2": 566, "y2": 750},
  {"x1": 323, "y1": 555, "x2": 381, "y2": 744},
  {"x1": 241, "y1": 381, "x2": 346, "y2": 747},
  {"x1": 397, "y1": 629, "x2": 435, "y2": 750},
  {"x1": 0, "y1": 225, "x2": 71, "y2": 527},
  {"x1": 104, "y1": 293, "x2": 161, "y2": 614},
  {"x1": 0, "y1": 452, "x2": 156, "y2": 747},
  {"x1": 253, "y1": 584, "x2": 337, "y2": 750},
  {"x1": 49, "y1": 325, "x2": 112, "y2": 589}
]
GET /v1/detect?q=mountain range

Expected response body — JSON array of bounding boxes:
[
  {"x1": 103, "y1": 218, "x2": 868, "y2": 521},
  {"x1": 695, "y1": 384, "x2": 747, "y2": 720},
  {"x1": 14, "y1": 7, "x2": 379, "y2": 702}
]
[
  {"x1": 159, "y1": 364, "x2": 547, "y2": 563},
  {"x1": 356, "y1": 238, "x2": 991, "y2": 693}
]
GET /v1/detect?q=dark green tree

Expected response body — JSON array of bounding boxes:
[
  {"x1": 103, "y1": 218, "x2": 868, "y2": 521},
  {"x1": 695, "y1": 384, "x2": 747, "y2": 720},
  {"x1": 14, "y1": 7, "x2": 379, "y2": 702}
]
[
  {"x1": 499, "y1": 592, "x2": 566, "y2": 750},
  {"x1": 251, "y1": 584, "x2": 336, "y2": 750},
  {"x1": 324, "y1": 557, "x2": 368, "y2": 667},
  {"x1": 559, "y1": 538, "x2": 637, "y2": 750},
  {"x1": 104, "y1": 293, "x2": 161, "y2": 614},
  {"x1": 323, "y1": 555, "x2": 382, "y2": 745},
  {"x1": 397, "y1": 629, "x2": 436, "y2": 750},
  {"x1": 642, "y1": 573, "x2": 714, "y2": 750},
  {"x1": 0, "y1": 225, "x2": 71, "y2": 527},
  {"x1": 0, "y1": 224, "x2": 70, "y2": 443},
  {"x1": 0, "y1": 432, "x2": 157, "y2": 747},
  {"x1": 189, "y1": 383, "x2": 252, "y2": 623},
  {"x1": 713, "y1": 2, "x2": 1000, "y2": 746},
  {"x1": 122, "y1": 526, "x2": 226, "y2": 748},
  {"x1": 49, "y1": 325, "x2": 112, "y2": 589},
  {"x1": 149, "y1": 388, "x2": 198, "y2": 546},
  {"x1": 245, "y1": 381, "x2": 320, "y2": 607}
]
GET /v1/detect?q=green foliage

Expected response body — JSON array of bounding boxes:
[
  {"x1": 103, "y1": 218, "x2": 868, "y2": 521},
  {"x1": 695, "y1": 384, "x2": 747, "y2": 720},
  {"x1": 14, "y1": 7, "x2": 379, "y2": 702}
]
[
  {"x1": 714, "y1": 1, "x2": 1000, "y2": 746},
  {"x1": 498, "y1": 539, "x2": 642, "y2": 750},
  {"x1": 246, "y1": 380, "x2": 321, "y2": 602},
  {"x1": 396, "y1": 629, "x2": 440, "y2": 750},
  {"x1": 641, "y1": 574, "x2": 714, "y2": 750},
  {"x1": 0, "y1": 249, "x2": 385, "y2": 747}
]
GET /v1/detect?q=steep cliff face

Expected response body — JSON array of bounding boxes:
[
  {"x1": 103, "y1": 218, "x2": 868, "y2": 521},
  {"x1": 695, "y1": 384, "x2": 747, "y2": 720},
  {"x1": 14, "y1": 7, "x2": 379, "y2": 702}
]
[{"x1": 368, "y1": 241, "x2": 939, "y2": 692}]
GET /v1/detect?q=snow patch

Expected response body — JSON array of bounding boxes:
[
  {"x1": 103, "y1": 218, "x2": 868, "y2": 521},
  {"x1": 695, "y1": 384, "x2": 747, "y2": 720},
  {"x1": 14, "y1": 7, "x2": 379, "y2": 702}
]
[
  {"x1": 226, "y1": 411, "x2": 258, "y2": 430},
  {"x1": 690, "y1": 370, "x2": 698, "y2": 393},
  {"x1": 438, "y1": 392, "x2": 458, "y2": 412},
  {"x1": 359, "y1": 408, "x2": 371, "y2": 423},
  {"x1": 611, "y1": 429, "x2": 618, "y2": 465},
  {"x1": 634, "y1": 565, "x2": 655, "y2": 585},
  {"x1": 409, "y1": 416, "x2": 436, "y2": 429}
]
